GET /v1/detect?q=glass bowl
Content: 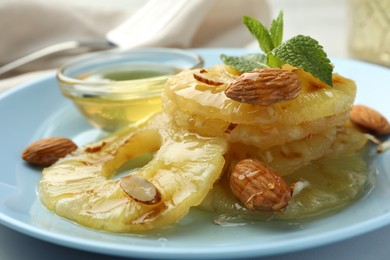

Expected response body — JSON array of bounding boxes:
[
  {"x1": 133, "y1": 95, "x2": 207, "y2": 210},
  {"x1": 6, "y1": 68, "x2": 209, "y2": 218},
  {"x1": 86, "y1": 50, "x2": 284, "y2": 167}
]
[{"x1": 57, "y1": 48, "x2": 203, "y2": 132}]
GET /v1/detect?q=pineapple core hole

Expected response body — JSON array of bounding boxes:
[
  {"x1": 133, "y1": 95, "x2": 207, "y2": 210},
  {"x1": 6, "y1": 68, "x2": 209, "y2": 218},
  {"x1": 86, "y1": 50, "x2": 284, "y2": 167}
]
[{"x1": 114, "y1": 153, "x2": 154, "y2": 179}]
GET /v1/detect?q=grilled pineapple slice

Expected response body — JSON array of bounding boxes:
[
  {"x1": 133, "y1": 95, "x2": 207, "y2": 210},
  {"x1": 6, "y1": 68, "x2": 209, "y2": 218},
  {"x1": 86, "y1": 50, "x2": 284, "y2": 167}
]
[
  {"x1": 201, "y1": 151, "x2": 370, "y2": 220},
  {"x1": 39, "y1": 113, "x2": 228, "y2": 232},
  {"x1": 200, "y1": 125, "x2": 370, "y2": 220},
  {"x1": 165, "y1": 97, "x2": 349, "y2": 150},
  {"x1": 163, "y1": 65, "x2": 356, "y2": 149},
  {"x1": 229, "y1": 123, "x2": 368, "y2": 175},
  {"x1": 164, "y1": 65, "x2": 356, "y2": 126},
  {"x1": 229, "y1": 127, "x2": 338, "y2": 176}
]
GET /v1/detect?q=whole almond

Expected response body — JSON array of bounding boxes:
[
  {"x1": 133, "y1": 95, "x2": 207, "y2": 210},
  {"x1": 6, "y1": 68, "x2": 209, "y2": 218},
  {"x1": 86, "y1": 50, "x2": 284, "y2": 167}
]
[
  {"x1": 349, "y1": 105, "x2": 390, "y2": 135},
  {"x1": 229, "y1": 159, "x2": 291, "y2": 211},
  {"x1": 21, "y1": 137, "x2": 77, "y2": 167},
  {"x1": 224, "y1": 68, "x2": 301, "y2": 106}
]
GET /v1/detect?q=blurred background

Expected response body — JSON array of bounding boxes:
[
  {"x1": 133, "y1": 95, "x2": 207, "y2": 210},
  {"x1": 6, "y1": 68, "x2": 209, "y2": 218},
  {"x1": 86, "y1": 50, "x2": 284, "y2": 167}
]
[
  {"x1": 0, "y1": 0, "x2": 355, "y2": 90},
  {"x1": 269, "y1": 0, "x2": 348, "y2": 58}
]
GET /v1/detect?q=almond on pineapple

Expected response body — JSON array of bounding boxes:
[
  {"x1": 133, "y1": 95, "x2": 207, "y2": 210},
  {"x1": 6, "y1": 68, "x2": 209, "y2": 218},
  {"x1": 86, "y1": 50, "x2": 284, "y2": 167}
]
[
  {"x1": 224, "y1": 68, "x2": 301, "y2": 106},
  {"x1": 21, "y1": 137, "x2": 77, "y2": 167}
]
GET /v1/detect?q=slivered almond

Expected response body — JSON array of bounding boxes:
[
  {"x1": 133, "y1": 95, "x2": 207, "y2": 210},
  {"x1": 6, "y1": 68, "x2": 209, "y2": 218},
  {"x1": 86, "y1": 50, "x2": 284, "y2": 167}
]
[
  {"x1": 120, "y1": 175, "x2": 162, "y2": 205},
  {"x1": 193, "y1": 72, "x2": 223, "y2": 86}
]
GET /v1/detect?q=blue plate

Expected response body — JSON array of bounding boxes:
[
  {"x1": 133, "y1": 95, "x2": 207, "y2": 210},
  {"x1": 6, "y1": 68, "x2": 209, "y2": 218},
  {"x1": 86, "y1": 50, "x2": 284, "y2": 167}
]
[{"x1": 1, "y1": 49, "x2": 390, "y2": 259}]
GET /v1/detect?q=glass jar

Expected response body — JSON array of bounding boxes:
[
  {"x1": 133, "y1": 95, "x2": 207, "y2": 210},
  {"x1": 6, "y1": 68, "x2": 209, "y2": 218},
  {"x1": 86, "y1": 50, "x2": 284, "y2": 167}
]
[{"x1": 348, "y1": 0, "x2": 390, "y2": 66}]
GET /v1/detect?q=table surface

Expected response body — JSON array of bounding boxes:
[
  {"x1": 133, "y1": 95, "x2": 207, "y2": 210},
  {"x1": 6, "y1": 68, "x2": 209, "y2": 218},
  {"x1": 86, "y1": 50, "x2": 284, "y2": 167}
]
[{"x1": 3, "y1": 0, "x2": 390, "y2": 259}]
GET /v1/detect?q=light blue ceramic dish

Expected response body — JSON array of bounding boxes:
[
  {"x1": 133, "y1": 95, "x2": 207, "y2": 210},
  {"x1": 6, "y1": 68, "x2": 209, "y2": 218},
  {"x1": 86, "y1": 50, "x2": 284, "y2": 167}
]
[{"x1": 1, "y1": 49, "x2": 390, "y2": 259}]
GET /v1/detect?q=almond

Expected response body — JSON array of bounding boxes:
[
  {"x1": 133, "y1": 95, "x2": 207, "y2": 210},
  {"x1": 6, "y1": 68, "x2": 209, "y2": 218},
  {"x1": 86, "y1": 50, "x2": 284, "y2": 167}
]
[
  {"x1": 21, "y1": 137, "x2": 77, "y2": 167},
  {"x1": 229, "y1": 159, "x2": 291, "y2": 211},
  {"x1": 119, "y1": 175, "x2": 162, "y2": 205},
  {"x1": 224, "y1": 68, "x2": 301, "y2": 106},
  {"x1": 349, "y1": 105, "x2": 390, "y2": 135}
]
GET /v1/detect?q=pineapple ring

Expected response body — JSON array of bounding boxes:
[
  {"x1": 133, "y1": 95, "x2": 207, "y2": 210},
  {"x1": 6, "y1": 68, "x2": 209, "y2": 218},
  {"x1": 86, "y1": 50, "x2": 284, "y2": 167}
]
[
  {"x1": 163, "y1": 65, "x2": 356, "y2": 149},
  {"x1": 164, "y1": 65, "x2": 356, "y2": 126},
  {"x1": 201, "y1": 150, "x2": 369, "y2": 220},
  {"x1": 200, "y1": 126, "x2": 370, "y2": 220},
  {"x1": 228, "y1": 127, "x2": 338, "y2": 176},
  {"x1": 39, "y1": 113, "x2": 228, "y2": 232},
  {"x1": 164, "y1": 97, "x2": 349, "y2": 150},
  {"x1": 228, "y1": 123, "x2": 368, "y2": 176}
]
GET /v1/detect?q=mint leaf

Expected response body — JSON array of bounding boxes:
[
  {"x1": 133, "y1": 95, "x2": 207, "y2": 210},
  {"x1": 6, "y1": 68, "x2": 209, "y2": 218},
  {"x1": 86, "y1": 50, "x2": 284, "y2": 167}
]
[
  {"x1": 268, "y1": 35, "x2": 333, "y2": 86},
  {"x1": 270, "y1": 11, "x2": 283, "y2": 47},
  {"x1": 220, "y1": 53, "x2": 268, "y2": 72},
  {"x1": 243, "y1": 16, "x2": 274, "y2": 53}
]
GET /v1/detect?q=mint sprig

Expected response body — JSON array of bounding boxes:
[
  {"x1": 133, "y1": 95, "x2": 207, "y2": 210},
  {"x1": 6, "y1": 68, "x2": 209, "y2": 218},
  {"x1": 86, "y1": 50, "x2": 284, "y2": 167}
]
[{"x1": 221, "y1": 11, "x2": 333, "y2": 87}]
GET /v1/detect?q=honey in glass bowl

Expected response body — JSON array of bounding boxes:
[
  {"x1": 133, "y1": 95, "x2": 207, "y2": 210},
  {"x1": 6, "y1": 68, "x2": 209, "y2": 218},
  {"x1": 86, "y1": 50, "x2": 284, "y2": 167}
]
[{"x1": 57, "y1": 48, "x2": 203, "y2": 132}]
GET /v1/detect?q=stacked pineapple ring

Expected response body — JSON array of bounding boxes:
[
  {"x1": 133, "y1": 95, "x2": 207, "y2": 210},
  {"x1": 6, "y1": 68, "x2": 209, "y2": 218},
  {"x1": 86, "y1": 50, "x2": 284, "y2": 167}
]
[
  {"x1": 163, "y1": 65, "x2": 360, "y2": 175},
  {"x1": 163, "y1": 64, "x2": 370, "y2": 220}
]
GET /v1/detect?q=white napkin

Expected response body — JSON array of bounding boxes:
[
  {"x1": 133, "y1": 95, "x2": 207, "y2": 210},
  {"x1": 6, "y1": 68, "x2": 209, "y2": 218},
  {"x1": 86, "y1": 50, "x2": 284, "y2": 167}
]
[{"x1": 0, "y1": 0, "x2": 270, "y2": 92}]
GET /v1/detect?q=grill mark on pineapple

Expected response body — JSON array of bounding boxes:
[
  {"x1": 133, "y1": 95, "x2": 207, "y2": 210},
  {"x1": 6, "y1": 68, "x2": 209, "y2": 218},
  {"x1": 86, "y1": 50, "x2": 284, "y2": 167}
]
[
  {"x1": 280, "y1": 147, "x2": 303, "y2": 159},
  {"x1": 85, "y1": 142, "x2": 107, "y2": 153},
  {"x1": 306, "y1": 82, "x2": 322, "y2": 92},
  {"x1": 332, "y1": 74, "x2": 350, "y2": 85},
  {"x1": 224, "y1": 123, "x2": 238, "y2": 134}
]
